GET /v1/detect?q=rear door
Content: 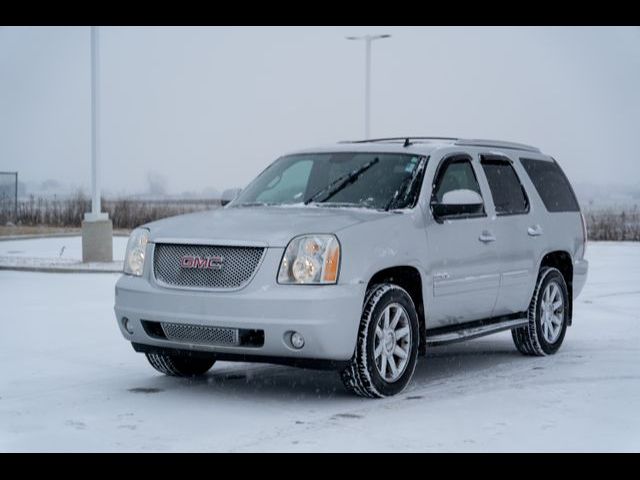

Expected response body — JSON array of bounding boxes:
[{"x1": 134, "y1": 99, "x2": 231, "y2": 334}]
[
  {"x1": 478, "y1": 154, "x2": 540, "y2": 315},
  {"x1": 425, "y1": 153, "x2": 500, "y2": 326}
]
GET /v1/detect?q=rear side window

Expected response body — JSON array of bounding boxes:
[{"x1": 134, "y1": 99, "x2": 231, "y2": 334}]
[
  {"x1": 480, "y1": 157, "x2": 529, "y2": 215},
  {"x1": 520, "y1": 158, "x2": 580, "y2": 212}
]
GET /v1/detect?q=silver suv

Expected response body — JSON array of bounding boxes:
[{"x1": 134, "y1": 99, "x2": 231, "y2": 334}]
[{"x1": 115, "y1": 137, "x2": 588, "y2": 398}]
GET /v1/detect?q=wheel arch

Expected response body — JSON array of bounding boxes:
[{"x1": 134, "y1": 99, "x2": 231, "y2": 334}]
[
  {"x1": 537, "y1": 250, "x2": 573, "y2": 324},
  {"x1": 366, "y1": 265, "x2": 427, "y2": 354}
]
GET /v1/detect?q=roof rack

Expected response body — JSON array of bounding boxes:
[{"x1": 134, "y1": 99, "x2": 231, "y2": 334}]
[
  {"x1": 454, "y1": 139, "x2": 540, "y2": 153},
  {"x1": 340, "y1": 137, "x2": 459, "y2": 144},
  {"x1": 339, "y1": 137, "x2": 540, "y2": 153}
]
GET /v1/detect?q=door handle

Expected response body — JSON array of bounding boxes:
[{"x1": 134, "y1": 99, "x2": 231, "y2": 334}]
[
  {"x1": 479, "y1": 231, "x2": 496, "y2": 243},
  {"x1": 527, "y1": 225, "x2": 543, "y2": 237}
]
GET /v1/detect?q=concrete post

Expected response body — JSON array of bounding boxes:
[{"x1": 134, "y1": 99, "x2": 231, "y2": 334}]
[{"x1": 82, "y1": 218, "x2": 113, "y2": 263}]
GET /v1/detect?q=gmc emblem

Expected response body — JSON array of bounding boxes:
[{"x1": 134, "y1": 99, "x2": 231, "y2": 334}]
[{"x1": 180, "y1": 255, "x2": 224, "y2": 270}]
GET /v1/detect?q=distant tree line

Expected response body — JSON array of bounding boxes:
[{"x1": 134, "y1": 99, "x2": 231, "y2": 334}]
[
  {"x1": 584, "y1": 207, "x2": 640, "y2": 241},
  {"x1": 3, "y1": 193, "x2": 640, "y2": 240},
  {"x1": 10, "y1": 192, "x2": 221, "y2": 230}
]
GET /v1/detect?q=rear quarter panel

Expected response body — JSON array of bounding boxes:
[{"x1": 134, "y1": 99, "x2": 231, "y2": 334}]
[{"x1": 515, "y1": 154, "x2": 586, "y2": 303}]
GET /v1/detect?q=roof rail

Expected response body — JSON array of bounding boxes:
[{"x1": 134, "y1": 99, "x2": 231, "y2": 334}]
[
  {"x1": 338, "y1": 137, "x2": 541, "y2": 153},
  {"x1": 339, "y1": 137, "x2": 459, "y2": 144},
  {"x1": 454, "y1": 139, "x2": 541, "y2": 153}
]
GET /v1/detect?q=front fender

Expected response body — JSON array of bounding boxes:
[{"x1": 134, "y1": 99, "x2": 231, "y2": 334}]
[{"x1": 336, "y1": 209, "x2": 429, "y2": 291}]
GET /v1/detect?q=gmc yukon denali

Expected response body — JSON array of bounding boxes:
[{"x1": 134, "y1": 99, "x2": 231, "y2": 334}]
[{"x1": 114, "y1": 137, "x2": 588, "y2": 398}]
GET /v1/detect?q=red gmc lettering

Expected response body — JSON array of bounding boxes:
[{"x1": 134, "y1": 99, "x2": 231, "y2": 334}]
[
  {"x1": 194, "y1": 257, "x2": 209, "y2": 269},
  {"x1": 180, "y1": 255, "x2": 224, "y2": 269},
  {"x1": 180, "y1": 256, "x2": 195, "y2": 268}
]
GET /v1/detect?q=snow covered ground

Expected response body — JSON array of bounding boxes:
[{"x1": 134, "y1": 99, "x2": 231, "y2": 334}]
[
  {"x1": 0, "y1": 236, "x2": 128, "y2": 272},
  {"x1": 0, "y1": 235, "x2": 128, "y2": 260},
  {"x1": 0, "y1": 241, "x2": 639, "y2": 452}
]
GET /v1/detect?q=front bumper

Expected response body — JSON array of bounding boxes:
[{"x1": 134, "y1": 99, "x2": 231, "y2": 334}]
[{"x1": 114, "y1": 247, "x2": 365, "y2": 362}]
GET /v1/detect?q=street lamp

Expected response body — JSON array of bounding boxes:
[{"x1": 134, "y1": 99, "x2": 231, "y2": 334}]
[
  {"x1": 82, "y1": 25, "x2": 113, "y2": 263},
  {"x1": 346, "y1": 34, "x2": 391, "y2": 139},
  {"x1": 88, "y1": 26, "x2": 105, "y2": 223}
]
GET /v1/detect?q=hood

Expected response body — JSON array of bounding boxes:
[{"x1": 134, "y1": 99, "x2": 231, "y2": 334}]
[{"x1": 145, "y1": 206, "x2": 389, "y2": 247}]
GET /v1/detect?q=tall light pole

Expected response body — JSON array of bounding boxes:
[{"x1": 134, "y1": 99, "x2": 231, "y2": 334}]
[
  {"x1": 89, "y1": 26, "x2": 104, "y2": 221},
  {"x1": 82, "y1": 25, "x2": 113, "y2": 263},
  {"x1": 346, "y1": 34, "x2": 391, "y2": 139}
]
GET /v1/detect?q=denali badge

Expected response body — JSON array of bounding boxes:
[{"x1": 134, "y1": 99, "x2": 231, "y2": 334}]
[{"x1": 180, "y1": 255, "x2": 224, "y2": 270}]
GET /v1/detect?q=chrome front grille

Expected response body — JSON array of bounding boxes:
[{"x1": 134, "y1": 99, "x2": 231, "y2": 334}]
[
  {"x1": 161, "y1": 322, "x2": 239, "y2": 346},
  {"x1": 153, "y1": 243, "x2": 264, "y2": 289}
]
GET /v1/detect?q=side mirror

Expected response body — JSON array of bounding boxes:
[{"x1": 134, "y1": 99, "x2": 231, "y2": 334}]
[
  {"x1": 221, "y1": 188, "x2": 242, "y2": 206},
  {"x1": 431, "y1": 189, "x2": 483, "y2": 219}
]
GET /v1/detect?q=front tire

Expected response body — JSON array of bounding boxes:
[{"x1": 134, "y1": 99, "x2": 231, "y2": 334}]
[
  {"x1": 512, "y1": 267, "x2": 569, "y2": 356},
  {"x1": 341, "y1": 284, "x2": 420, "y2": 398},
  {"x1": 145, "y1": 353, "x2": 215, "y2": 377}
]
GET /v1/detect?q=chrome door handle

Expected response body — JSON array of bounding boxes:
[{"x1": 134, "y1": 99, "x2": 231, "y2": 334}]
[
  {"x1": 527, "y1": 225, "x2": 543, "y2": 237},
  {"x1": 479, "y1": 231, "x2": 496, "y2": 243}
]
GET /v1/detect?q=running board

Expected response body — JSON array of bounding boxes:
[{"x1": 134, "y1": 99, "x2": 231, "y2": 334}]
[{"x1": 426, "y1": 314, "x2": 528, "y2": 346}]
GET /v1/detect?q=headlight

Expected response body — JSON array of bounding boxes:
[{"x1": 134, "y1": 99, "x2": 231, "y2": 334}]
[
  {"x1": 277, "y1": 234, "x2": 340, "y2": 284},
  {"x1": 123, "y1": 228, "x2": 149, "y2": 276}
]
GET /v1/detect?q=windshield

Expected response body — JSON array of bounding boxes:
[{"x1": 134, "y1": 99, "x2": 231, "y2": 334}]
[{"x1": 231, "y1": 152, "x2": 427, "y2": 210}]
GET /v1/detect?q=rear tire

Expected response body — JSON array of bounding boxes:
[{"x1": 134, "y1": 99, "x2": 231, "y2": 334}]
[
  {"x1": 341, "y1": 284, "x2": 420, "y2": 398},
  {"x1": 512, "y1": 267, "x2": 569, "y2": 356},
  {"x1": 145, "y1": 353, "x2": 215, "y2": 377}
]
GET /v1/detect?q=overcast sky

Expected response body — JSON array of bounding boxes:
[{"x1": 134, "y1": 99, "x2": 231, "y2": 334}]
[{"x1": 1, "y1": 26, "x2": 639, "y2": 196}]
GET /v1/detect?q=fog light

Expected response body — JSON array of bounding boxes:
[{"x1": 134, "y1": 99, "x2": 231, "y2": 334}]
[
  {"x1": 291, "y1": 332, "x2": 305, "y2": 349},
  {"x1": 122, "y1": 317, "x2": 134, "y2": 335}
]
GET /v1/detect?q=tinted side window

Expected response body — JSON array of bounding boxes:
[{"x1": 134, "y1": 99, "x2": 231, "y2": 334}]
[
  {"x1": 480, "y1": 158, "x2": 529, "y2": 215},
  {"x1": 433, "y1": 159, "x2": 482, "y2": 202},
  {"x1": 432, "y1": 158, "x2": 485, "y2": 217},
  {"x1": 520, "y1": 158, "x2": 579, "y2": 212}
]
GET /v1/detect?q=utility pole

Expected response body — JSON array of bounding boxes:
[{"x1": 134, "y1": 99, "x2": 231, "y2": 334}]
[
  {"x1": 82, "y1": 26, "x2": 113, "y2": 263},
  {"x1": 346, "y1": 34, "x2": 391, "y2": 139},
  {"x1": 90, "y1": 26, "x2": 103, "y2": 219}
]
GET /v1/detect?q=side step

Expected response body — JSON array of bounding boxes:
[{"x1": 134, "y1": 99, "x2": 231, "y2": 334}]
[{"x1": 426, "y1": 313, "x2": 528, "y2": 347}]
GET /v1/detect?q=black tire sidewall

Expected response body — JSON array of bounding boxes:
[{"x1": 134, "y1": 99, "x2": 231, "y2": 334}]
[
  {"x1": 535, "y1": 270, "x2": 569, "y2": 355},
  {"x1": 147, "y1": 353, "x2": 215, "y2": 376},
  {"x1": 364, "y1": 286, "x2": 419, "y2": 397},
  {"x1": 174, "y1": 356, "x2": 215, "y2": 375}
]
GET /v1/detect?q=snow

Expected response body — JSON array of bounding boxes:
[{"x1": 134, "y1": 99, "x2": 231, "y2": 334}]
[
  {"x1": 0, "y1": 236, "x2": 128, "y2": 272},
  {"x1": 1, "y1": 241, "x2": 639, "y2": 452},
  {"x1": 0, "y1": 236, "x2": 128, "y2": 260}
]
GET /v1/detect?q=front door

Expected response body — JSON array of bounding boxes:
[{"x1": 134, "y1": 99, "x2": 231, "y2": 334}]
[{"x1": 425, "y1": 153, "x2": 500, "y2": 328}]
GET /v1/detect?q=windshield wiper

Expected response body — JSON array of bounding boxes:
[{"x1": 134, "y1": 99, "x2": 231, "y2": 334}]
[
  {"x1": 384, "y1": 177, "x2": 413, "y2": 211},
  {"x1": 384, "y1": 157, "x2": 427, "y2": 211},
  {"x1": 231, "y1": 202, "x2": 275, "y2": 207},
  {"x1": 313, "y1": 202, "x2": 370, "y2": 209},
  {"x1": 304, "y1": 157, "x2": 380, "y2": 205}
]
